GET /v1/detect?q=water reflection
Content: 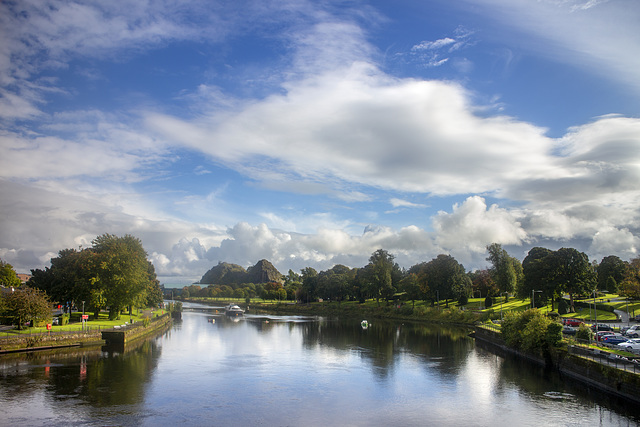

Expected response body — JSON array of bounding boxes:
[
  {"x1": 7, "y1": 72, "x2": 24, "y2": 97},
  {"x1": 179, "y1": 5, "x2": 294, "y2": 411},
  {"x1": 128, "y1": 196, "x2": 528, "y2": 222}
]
[
  {"x1": 0, "y1": 333, "x2": 164, "y2": 426},
  {"x1": 1, "y1": 306, "x2": 639, "y2": 426}
]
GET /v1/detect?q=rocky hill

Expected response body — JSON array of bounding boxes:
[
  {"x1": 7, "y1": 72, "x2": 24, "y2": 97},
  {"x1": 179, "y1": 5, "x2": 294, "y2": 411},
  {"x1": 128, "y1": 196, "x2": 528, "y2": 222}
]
[{"x1": 199, "y1": 259, "x2": 283, "y2": 285}]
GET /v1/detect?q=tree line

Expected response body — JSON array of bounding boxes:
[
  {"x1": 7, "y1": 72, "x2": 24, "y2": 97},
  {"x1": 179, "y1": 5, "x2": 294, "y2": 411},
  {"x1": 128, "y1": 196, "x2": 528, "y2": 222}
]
[
  {"x1": 0, "y1": 234, "x2": 164, "y2": 323},
  {"x1": 183, "y1": 244, "x2": 640, "y2": 311}
]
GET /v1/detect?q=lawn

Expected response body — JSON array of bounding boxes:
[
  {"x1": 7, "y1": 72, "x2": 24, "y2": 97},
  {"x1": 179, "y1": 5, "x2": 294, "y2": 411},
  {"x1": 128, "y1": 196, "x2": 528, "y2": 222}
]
[{"x1": 7, "y1": 308, "x2": 166, "y2": 335}]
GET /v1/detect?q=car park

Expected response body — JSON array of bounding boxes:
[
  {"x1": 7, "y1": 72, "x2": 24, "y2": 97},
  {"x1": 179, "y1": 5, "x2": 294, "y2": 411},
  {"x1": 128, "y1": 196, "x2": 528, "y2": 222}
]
[
  {"x1": 624, "y1": 325, "x2": 640, "y2": 338},
  {"x1": 563, "y1": 318, "x2": 583, "y2": 327},
  {"x1": 600, "y1": 334, "x2": 629, "y2": 345},
  {"x1": 591, "y1": 323, "x2": 613, "y2": 332},
  {"x1": 616, "y1": 338, "x2": 640, "y2": 352},
  {"x1": 595, "y1": 331, "x2": 616, "y2": 341}
]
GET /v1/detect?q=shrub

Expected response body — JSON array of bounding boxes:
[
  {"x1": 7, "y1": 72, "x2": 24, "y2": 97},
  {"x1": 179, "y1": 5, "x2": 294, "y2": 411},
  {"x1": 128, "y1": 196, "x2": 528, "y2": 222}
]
[
  {"x1": 458, "y1": 295, "x2": 469, "y2": 306},
  {"x1": 484, "y1": 296, "x2": 493, "y2": 308},
  {"x1": 558, "y1": 298, "x2": 569, "y2": 315},
  {"x1": 576, "y1": 323, "x2": 593, "y2": 341}
]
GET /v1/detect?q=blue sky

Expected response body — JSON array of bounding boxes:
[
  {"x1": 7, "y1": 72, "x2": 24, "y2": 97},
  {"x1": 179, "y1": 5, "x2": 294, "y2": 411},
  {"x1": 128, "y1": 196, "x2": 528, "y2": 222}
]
[{"x1": 1, "y1": 0, "x2": 639, "y2": 284}]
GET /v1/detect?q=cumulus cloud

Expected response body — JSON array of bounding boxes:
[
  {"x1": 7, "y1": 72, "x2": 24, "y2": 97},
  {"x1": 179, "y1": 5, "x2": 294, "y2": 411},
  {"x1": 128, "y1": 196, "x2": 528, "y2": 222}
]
[{"x1": 433, "y1": 196, "x2": 528, "y2": 253}]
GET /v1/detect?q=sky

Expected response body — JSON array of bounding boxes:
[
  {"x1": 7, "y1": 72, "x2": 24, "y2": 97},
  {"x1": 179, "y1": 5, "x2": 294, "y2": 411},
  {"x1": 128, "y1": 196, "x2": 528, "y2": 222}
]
[{"x1": 1, "y1": 0, "x2": 640, "y2": 285}]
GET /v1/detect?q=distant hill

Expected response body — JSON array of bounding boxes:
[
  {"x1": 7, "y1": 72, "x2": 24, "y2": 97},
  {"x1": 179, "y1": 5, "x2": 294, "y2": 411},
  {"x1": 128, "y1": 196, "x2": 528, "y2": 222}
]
[{"x1": 199, "y1": 259, "x2": 283, "y2": 285}]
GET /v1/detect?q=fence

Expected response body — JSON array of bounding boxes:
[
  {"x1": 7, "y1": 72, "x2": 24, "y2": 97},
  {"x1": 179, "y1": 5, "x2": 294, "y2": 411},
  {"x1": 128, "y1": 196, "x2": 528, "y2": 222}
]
[{"x1": 569, "y1": 340, "x2": 640, "y2": 374}]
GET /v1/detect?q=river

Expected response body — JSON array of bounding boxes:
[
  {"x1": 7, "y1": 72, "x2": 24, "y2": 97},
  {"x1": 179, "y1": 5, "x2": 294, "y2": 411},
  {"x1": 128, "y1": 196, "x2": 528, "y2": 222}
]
[{"x1": 1, "y1": 301, "x2": 639, "y2": 426}]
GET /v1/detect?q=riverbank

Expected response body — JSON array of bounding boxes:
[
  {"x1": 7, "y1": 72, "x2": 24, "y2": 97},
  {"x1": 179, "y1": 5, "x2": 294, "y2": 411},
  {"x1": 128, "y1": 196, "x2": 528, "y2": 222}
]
[
  {"x1": 0, "y1": 313, "x2": 172, "y2": 354},
  {"x1": 473, "y1": 326, "x2": 640, "y2": 404}
]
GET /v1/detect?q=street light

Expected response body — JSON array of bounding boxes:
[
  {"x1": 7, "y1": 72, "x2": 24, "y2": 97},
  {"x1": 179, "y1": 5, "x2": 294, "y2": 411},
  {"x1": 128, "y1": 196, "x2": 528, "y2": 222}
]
[
  {"x1": 531, "y1": 290, "x2": 542, "y2": 309},
  {"x1": 500, "y1": 292, "x2": 508, "y2": 321},
  {"x1": 593, "y1": 288, "x2": 598, "y2": 334},
  {"x1": 82, "y1": 301, "x2": 85, "y2": 331}
]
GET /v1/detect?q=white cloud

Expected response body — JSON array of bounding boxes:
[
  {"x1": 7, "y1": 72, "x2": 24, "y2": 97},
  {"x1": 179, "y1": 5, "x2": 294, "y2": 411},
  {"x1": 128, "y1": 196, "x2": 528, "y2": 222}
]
[{"x1": 432, "y1": 196, "x2": 528, "y2": 254}]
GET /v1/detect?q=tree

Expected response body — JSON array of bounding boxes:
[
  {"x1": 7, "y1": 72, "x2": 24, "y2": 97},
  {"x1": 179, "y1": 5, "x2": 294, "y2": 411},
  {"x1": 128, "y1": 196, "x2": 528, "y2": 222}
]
[
  {"x1": 0, "y1": 259, "x2": 21, "y2": 288},
  {"x1": 521, "y1": 247, "x2": 553, "y2": 302},
  {"x1": 366, "y1": 249, "x2": 398, "y2": 306},
  {"x1": 300, "y1": 267, "x2": 318, "y2": 303},
  {"x1": 399, "y1": 273, "x2": 426, "y2": 308},
  {"x1": 414, "y1": 254, "x2": 467, "y2": 307},
  {"x1": 469, "y1": 269, "x2": 498, "y2": 298},
  {"x1": 1, "y1": 287, "x2": 52, "y2": 329},
  {"x1": 597, "y1": 256, "x2": 627, "y2": 293},
  {"x1": 621, "y1": 257, "x2": 640, "y2": 299},
  {"x1": 486, "y1": 243, "x2": 520, "y2": 295},
  {"x1": 551, "y1": 248, "x2": 596, "y2": 313},
  {"x1": 92, "y1": 234, "x2": 153, "y2": 320}
]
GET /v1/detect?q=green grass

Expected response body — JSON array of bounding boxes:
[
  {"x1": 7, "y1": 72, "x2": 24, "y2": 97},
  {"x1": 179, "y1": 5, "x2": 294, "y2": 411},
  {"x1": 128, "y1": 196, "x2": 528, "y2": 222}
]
[{"x1": 7, "y1": 308, "x2": 166, "y2": 335}]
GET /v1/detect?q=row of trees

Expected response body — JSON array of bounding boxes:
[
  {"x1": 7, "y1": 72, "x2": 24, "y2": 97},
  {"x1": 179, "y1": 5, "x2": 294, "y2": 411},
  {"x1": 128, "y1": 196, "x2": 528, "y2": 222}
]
[
  {"x1": 185, "y1": 245, "x2": 640, "y2": 312},
  {"x1": 26, "y1": 234, "x2": 163, "y2": 320}
]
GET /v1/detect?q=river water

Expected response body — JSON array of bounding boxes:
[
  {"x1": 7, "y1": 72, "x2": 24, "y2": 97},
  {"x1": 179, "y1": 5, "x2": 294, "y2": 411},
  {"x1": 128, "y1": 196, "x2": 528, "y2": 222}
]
[{"x1": 1, "y1": 302, "x2": 639, "y2": 426}]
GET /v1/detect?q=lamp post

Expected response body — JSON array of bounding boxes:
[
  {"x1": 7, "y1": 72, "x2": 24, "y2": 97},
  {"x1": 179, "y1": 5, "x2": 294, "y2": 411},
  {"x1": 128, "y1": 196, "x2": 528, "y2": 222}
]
[
  {"x1": 82, "y1": 301, "x2": 85, "y2": 331},
  {"x1": 593, "y1": 289, "x2": 598, "y2": 334},
  {"x1": 531, "y1": 290, "x2": 542, "y2": 309},
  {"x1": 500, "y1": 292, "x2": 508, "y2": 320}
]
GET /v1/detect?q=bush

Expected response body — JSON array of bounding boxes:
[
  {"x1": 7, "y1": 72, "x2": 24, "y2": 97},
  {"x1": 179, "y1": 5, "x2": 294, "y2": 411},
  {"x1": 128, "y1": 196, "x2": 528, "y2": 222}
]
[
  {"x1": 501, "y1": 309, "x2": 562, "y2": 353},
  {"x1": 576, "y1": 323, "x2": 593, "y2": 341},
  {"x1": 558, "y1": 298, "x2": 569, "y2": 315},
  {"x1": 484, "y1": 296, "x2": 493, "y2": 308},
  {"x1": 458, "y1": 295, "x2": 469, "y2": 306}
]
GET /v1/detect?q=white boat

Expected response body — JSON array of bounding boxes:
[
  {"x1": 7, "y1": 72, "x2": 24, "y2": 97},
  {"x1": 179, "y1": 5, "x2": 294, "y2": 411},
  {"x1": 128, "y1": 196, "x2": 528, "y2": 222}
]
[{"x1": 225, "y1": 304, "x2": 245, "y2": 316}]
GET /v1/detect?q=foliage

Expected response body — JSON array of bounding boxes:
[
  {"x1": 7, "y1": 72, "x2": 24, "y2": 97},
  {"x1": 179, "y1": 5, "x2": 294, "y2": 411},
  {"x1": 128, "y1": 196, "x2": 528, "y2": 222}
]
[
  {"x1": 557, "y1": 298, "x2": 569, "y2": 315},
  {"x1": 0, "y1": 259, "x2": 21, "y2": 287},
  {"x1": 1, "y1": 286, "x2": 52, "y2": 329},
  {"x1": 621, "y1": 257, "x2": 640, "y2": 299},
  {"x1": 575, "y1": 323, "x2": 593, "y2": 341},
  {"x1": 469, "y1": 269, "x2": 498, "y2": 298},
  {"x1": 366, "y1": 249, "x2": 400, "y2": 306},
  {"x1": 92, "y1": 234, "x2": 153, "y2": 320},
  {"x1": 597, "y1": 255, "x2": 627, "y2": 293},
  {"x1": 486, "y1": 243, "x2": 521, "y2": 295},
  {"x1": 484, "y1": 296, "x2": 493, "y2": 308},
  {"x1": 411, "y1": 254, "x2": 468, "y2": 308},
  {"x1": 501, "y1": 309, "x2": 562, "y2": 353}
]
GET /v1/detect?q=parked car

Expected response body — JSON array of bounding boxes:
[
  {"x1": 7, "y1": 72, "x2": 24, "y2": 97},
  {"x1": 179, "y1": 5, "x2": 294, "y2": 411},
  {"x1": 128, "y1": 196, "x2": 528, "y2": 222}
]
[
  {"x1": 562, "y1": 325, "x2": 577, "y2": 335},
  {"x1": 601, "y1": 334, "x2": 629, "y2": 345},
  {"x1": 634, "y1": 314, "x2": 640, "y2": 322},
  {"x1": 624, "y1": 325, "x2": 640, "y2": 338},
  {"x1": 591, "y1": 323, "x2": 613, "y2": 332},
  {"x1": 617, "y1": 338, "x2": 640, "y2": 352},
  {"x1": 595, "y1": 331, "x2": 616, "y2": 341},
  {"x1": 563, "y1": 318, "x2": 583, "y2": 327}
]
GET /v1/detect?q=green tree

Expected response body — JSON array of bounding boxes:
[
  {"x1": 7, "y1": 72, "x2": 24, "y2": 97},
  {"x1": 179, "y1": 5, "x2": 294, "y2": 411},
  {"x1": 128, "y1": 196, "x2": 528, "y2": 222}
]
[
  {"x1": 550, "y1": 248, "x2": 596, "y2": 313},
  {"x1": 0, "y1": 259, "x2": 21, "y2": 287},
  {"x1": 399, "y1": 273, "x2": 426, "y2": 308},
  {"x1": 486, "y1": 243, "x2": 520, "y2": 295},
  {"x1": 469, "y1": 269, "x2": 498, "y2": 298},
  {"x1": 521, "y1": 247, "x2": 553, "y2": 303},
  {"x1": 597, "y1": 255, "x2": 627, "y2": 293},
  {"x1": 1, "y1": 287, "x2": 52, "y2": 329},
  {"x1": 300, "y1": 267, "x2": 318, "y2": 303},
  {"x1": 92, "y1": 234, "x2": 153, "y2": 320},
  {"x1": 414, "y1": 254, "x2": 467, "y2": 307},
  {"x1": 367, "y1": 249, "x2": 398, "y2": 306},
  {"x1": 621, "y1": 257, "x2": 640, "y2": 299}
]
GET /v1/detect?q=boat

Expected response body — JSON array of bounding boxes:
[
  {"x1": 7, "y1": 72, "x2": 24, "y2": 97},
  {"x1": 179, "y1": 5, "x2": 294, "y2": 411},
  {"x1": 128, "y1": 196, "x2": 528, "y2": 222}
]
[{"x1": 225, "y1": 304, "x2": 245, "y2": 316}]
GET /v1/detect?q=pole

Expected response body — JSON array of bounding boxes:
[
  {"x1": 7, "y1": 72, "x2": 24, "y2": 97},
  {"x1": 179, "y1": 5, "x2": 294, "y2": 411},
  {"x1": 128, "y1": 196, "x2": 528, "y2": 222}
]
[
  {"x1": 82, "y1": 301, "x2": 85, "y2": 331},
  {"x1": 593, "y1": 289, "x2": 598, "y2": 333},
  {"x1": 532, "y1": 289, "x2": 535, "y2": 309}
]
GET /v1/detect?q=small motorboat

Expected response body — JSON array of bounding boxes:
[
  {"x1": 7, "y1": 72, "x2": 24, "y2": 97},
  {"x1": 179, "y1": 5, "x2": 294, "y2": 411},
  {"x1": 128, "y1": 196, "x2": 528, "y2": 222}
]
[{"x1": 225, "y1": 304, "x2": 245, "y2": 316}]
